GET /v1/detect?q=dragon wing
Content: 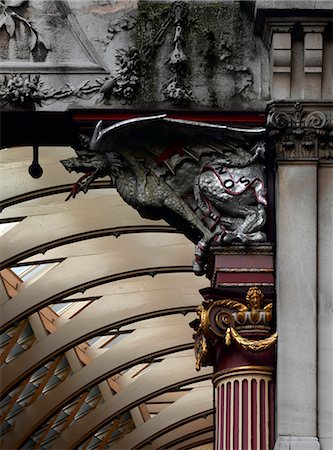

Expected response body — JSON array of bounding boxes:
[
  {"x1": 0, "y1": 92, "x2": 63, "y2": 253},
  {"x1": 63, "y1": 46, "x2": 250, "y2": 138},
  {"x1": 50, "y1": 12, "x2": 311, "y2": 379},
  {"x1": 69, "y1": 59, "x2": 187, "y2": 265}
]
[
  {"x1": 91, "y1": 115, "x2": 265, "y2": 152},
  {"x1": 89, "y1": 115, "x2": 266, "y2": 176}
]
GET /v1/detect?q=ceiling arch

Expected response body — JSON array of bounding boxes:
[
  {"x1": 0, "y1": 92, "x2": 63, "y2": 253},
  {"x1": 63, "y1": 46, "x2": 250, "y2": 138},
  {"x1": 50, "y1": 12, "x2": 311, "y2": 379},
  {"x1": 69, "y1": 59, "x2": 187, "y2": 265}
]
[
  {"x1": 108, "y1": 386, "x2": 213, "y2": 449},
  {"x1": 51, "y1": 356, "x2": 212, "y2": 449},
  {"x1": 0, "y1": 147, "x2": 81, "y2": 205},
  {"x1": 0, "y1": 243, "x2": 195, "y2": 330},
  {"x1": 174, "y1": 434, "x2": 214, "y2": 450},
  {"x1": 1, "y1": 286, "x2": 202, "y2": 397},
  {"x1": 2, "y1": 322, "x2": 195, "y2": 449},
  {"x1": 0, "y1": 214, "x2": 179, "y2": 269},
  {"x1": 0, "y1": 145, "x2": 213, "y2": 450},
  {"x1": 148, "y1": 418, "x2": 214, "y2": 449}
]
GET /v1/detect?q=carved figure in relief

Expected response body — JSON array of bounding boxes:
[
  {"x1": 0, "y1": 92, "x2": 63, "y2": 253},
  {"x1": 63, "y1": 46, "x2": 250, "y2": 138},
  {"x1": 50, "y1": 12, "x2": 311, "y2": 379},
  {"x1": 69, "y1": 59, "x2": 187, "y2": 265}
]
[{"x1": 61, "y1": 115, "x2": 267, "y2": 275}]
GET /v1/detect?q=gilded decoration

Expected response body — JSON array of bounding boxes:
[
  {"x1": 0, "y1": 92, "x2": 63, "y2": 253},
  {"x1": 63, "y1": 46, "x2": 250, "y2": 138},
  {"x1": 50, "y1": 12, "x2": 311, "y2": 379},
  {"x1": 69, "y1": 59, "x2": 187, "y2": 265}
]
[{"x1": 190, "y1": 287, "x2": 277, "y2": 371}]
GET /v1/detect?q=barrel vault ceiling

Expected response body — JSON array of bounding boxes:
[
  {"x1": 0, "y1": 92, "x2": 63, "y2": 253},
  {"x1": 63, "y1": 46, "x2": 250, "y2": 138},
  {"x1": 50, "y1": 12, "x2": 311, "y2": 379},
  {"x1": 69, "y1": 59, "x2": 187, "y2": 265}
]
[{"x1": 0, "y1": 145, "x2": 214, "y2": 450}]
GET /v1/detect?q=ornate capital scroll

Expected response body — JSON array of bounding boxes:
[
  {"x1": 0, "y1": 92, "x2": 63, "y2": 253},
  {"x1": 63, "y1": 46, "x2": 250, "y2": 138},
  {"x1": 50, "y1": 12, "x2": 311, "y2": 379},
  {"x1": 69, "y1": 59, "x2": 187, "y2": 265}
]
[
  {"x1": 267, "y1": 101, "x2": 333, "y2": 161},
  {"x1": 190, "y1": 286, "x2": 277, "y2": 371}
]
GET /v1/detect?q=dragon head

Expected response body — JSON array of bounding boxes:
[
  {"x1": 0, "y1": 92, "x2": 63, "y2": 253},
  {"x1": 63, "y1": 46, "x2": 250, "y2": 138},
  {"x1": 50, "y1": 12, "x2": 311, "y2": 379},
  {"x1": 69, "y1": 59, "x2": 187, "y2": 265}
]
[{"x1": 60, "y1": 151, "x2": 110, "y2": 200}]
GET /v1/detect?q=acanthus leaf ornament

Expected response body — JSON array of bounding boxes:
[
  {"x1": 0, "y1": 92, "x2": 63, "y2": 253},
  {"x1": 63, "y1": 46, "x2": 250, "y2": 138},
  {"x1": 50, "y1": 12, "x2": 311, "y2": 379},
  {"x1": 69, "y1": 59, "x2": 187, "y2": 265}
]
[
  {"x1": 0, "y1": 0, "x2": 50, "y2": 52},
  {"x1": 267, "y1": 102, "x2": 333, "y2": 160}
]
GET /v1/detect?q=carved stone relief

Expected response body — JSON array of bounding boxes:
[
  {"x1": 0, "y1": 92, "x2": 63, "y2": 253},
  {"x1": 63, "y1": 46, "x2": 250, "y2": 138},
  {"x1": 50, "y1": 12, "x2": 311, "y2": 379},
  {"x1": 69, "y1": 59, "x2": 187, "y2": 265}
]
[
  {"x1": 0, "y1": 1, "x2": 269, "y2": 111},
  {"x1": 60, "y1": 116, "x2": 268, "y2": 275},
  {"x1": 162, "y1": 2, "x2": 192, "y2": 104},
  {"x1": 217, "y1": 33, "x2": 254, "y2": 97},
  {"x1": 99, "y1": 47, "x2": 140, "y2": 103},
  {"x1": 267, "y1": 102, "x2": 333, "y2": 160},
  {"x1": 0, "y1": 0, "x2": 50, "y2": 53},
  {"x1": 98, "y1": 15, "x2": 137, "y2": 50},
  {"x1": 0, "y1": 73, "x2": 107, "y2": 107}
]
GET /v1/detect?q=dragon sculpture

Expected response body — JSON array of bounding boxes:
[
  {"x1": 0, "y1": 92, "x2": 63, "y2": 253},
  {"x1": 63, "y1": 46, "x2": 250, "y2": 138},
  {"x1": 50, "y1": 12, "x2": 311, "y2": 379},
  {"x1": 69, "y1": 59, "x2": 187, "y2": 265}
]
[{"x1": 61, "y1": 115, "x2": 267, "y2": 275}]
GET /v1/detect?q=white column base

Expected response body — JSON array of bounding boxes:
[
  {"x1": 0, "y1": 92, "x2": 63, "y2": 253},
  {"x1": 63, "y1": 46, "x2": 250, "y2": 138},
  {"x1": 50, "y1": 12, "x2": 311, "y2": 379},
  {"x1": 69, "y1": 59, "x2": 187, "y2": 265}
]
[{"x1": 274, "y1": 436, "x2": 320, "y2": 450}]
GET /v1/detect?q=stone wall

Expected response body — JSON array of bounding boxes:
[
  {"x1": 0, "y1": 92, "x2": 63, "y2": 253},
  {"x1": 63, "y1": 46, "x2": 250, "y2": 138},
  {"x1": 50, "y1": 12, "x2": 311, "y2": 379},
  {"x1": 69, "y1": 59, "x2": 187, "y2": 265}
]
[{"x1": 0, "y1": 0, "x2": 270, "y2": 111}]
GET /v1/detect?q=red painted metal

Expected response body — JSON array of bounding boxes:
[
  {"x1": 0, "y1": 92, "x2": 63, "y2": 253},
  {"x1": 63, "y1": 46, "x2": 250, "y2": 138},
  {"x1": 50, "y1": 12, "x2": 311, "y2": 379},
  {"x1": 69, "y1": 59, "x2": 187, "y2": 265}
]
[
  {"x1": 269, "y1": 380, "x2": 275, "y2": 450},
  {"x1": 260, "y1": 379, "x2": 267, "y2": 450},
  {"x1": 242, "y1": 379, "x2": 249, "y2": 450},
  {"x1": 216, "y1": 341, "x2": 275, "y2": 373},
  {"x1": 215, "y1": 254, "x2": 274, "y2": 269},
  {"x1": 215, "y1": 271, "x2": 274, "y2": 284},
  {"x1": 233, "y1": 380, "x2": 240, "y2": 450},
  {"x1": 251, "y1": 379, "x2": 258, "y2": 450},
  {"x1": 226, "y1": 382, "x2": 231, "y2": 450},
  {"x1": 220, "y1": 384, "x2": 225, "y2": 450}
]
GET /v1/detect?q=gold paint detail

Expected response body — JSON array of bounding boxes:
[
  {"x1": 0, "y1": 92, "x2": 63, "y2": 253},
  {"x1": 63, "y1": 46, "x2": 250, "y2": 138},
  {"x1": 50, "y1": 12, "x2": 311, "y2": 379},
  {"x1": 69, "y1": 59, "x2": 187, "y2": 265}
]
[
  {"x1": 227, "y1": 327, "x2": 278, "y2": 352},
  {"x1": 246, "y1": 286, "x2": 264, "y2": 309},
  {"x1": 194, "y1": 334, "x2": 210, "y2": 371},
  {"x1": 192, "y1": 287, "x2": 277, "y2": 370},
  {"x1": 225, "y1": 327, "x2": 232, "y2": 346}
]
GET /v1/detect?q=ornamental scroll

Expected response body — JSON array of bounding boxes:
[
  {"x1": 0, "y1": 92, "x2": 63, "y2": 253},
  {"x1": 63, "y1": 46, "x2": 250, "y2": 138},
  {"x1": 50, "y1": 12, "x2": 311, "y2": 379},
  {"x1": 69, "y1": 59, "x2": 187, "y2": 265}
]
[{"x1": 190, "y1": 287, "x2": 277, "y2": 371}]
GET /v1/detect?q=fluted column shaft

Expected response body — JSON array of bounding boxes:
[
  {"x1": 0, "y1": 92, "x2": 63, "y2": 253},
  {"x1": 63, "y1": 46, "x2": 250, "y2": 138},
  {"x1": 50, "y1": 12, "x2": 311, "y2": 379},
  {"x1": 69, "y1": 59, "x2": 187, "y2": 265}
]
[{"x1": 214, "y1": 367, "x2": 274, "y2": 450}]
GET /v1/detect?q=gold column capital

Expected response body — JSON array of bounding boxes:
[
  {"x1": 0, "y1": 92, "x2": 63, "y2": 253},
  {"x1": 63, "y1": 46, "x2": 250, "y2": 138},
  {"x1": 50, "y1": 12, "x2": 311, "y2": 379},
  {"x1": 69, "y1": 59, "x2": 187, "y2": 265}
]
[{"x1": 190, "y1": 287, "x2": 277, "y2": 371}]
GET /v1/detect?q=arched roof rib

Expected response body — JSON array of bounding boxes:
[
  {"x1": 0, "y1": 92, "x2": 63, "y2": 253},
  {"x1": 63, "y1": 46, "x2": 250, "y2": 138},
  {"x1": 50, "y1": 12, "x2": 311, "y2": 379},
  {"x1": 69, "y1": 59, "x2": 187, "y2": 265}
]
[
  {"x1": 1, "y1": 226, "x2": 179, "y2": 268},
  {"x1": 176, "y1": 435, "x2": 214, "y2": 450},
  {"x1": 51, "y1": 356, "x2": 212, "y2": 449},
  {"x1": 0, "y1": 206, "x2": 177, "y2": 269},
  {"x1": 0, "y1": 145, "x2": 214, "y2": 449},
  {"x1": 0, "y1": 145, "x2": 109, "y2": 212},
  {"x1": 135, "y1": 421, "x2": 214, "y2": 450},
  {"x1": 2, "y1": 323, "x2": 195, "y2": 449},
  {"x1": 1, "y1": 288, "x2": 201, "y2": 397},
  {"x1": 19, "y1": 232, "x2": 190, "y2": 264},
  {"x1": 0, "y1": 181, "x2": 112, "y2": 212},
  {"x1": 0, "y1": 187, "x2": 122, "y2": 220},
  {"x1": 108, "y1": 386, "x2": 213, "y2": 449},
  {"x1": 154, "y1": 424, "x2": 213, "y2": 450},
  {"x1": 0, "y1": 244, "x2": 194, "y2": 331}
]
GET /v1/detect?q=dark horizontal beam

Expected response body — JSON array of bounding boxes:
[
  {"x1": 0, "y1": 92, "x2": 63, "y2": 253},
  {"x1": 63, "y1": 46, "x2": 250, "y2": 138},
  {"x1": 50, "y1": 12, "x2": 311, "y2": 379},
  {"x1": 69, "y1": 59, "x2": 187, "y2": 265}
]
[
  {"x1": 0, "y1": 112, "x2": 75, "y2": 149},
  {"x1": 1, "y1": 110, "x2": 266, "y2": 149}
]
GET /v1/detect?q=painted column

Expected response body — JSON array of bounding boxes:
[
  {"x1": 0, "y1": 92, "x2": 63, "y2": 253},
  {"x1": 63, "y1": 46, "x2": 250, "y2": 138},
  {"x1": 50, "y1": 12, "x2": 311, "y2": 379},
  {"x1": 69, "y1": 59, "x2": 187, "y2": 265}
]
[
  {"x1": 267, "y1": 102, "x2": 333, "y2": 450},
  {"x1": 214, "y1": 366, "x2": 274, "y2": 450},
  {"x1": 191, "y1": 279, "x2": 277, "y2": 450}
]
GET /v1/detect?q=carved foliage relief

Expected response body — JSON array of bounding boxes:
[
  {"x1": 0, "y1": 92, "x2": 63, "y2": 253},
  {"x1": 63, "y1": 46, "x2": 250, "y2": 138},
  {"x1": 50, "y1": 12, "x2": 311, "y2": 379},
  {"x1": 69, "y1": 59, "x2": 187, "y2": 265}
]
[
  {"x1": 0, "y1": 0, "x2": 268, "y2": 110},
  {"x1": 0, "y1": 0, "x2": 50, "y2": 53},
  {"x1": 267, "y1": 102, "x2": 333, "y2": 160}
]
